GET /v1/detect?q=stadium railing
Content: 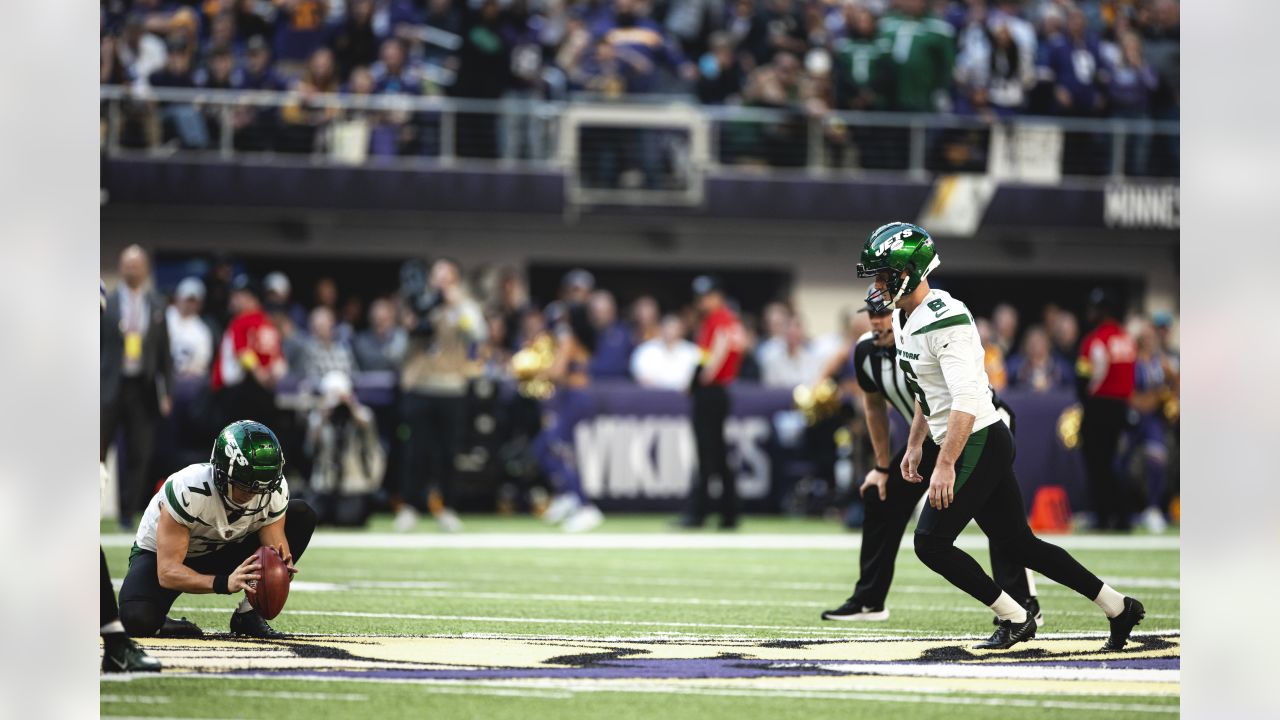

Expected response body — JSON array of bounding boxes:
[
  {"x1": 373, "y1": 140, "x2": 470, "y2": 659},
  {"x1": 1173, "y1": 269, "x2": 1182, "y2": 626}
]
[{"x1": 100, "y1": 85, "x2": 1180, "y2": 191}]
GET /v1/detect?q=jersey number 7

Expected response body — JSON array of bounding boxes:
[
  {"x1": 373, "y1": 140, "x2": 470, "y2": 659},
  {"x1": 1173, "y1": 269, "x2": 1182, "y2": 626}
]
[{"x1": 899, "y1": 359, "x2": 932, "y2": 416}]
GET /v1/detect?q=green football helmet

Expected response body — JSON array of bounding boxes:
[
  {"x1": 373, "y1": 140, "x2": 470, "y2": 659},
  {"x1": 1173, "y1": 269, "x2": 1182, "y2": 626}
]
[
  {"x1": 211, "y1": 420, "x2": 285, "y2": 514},
  {"x1": 855, "y1": 222, "x2": 940, "y2": 310}
]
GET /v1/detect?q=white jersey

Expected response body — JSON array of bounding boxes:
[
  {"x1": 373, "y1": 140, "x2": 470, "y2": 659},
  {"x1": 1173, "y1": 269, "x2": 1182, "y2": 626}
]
[
  {"x1": 893, "y1": 289, "x2": 1001, "y2": 444},
  {"x1": 134, "y1": 463, "x2": 290, "y2": 558}
]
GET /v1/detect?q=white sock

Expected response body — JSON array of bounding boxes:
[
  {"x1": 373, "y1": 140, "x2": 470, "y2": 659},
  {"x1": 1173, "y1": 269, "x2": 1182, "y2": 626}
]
[
  {"x1": 1094, "y1": 584, "x2": 1126, "y2": 618},
  {"x1": 100, "y1": 620, "x2": 125, "y2": 635},
  {"x1": 989, "y1": 591, "x2": 1028, "y2": 623},
  {"x1": 236, "y1": 597, "x2": 254, "y2": 613}
]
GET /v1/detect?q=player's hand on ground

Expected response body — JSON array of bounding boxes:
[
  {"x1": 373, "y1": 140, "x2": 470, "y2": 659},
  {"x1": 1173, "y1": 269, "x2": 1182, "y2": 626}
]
[
  {"x1": 860, "y1": 468, "x2": 889, "y2": 501},
  {"x1": 928, "y1": 463, "x2": 956, "y2": 510},
  {"x1": 902, "y1": 446, "x2": 924, "y2": 483},
  {"x1": 273, "y1": 543, "x2": 299, "y2": 578},
  {"x1": 229, "y1": 554, "x2": 262, "y2": 595}
]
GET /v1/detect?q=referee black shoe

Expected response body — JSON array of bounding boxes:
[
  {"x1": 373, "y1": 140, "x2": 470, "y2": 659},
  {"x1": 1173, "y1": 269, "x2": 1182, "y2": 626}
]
[
  {"x1": 974, "y1": 613, "x2": 1037, "y2": 650},
  {"x1": 102, "y1": 634, "x2": 162, "y2": 673},
  {"x1": 230, "y1": 609, "x2": 286, "y2": 638},
  {"x1": 1102, "y1": 597, "x2": 1146, "y2": 651},
  {"x1": 155, "y1": 616, "x2": 203, "y2": 638},
  {"x1": 821, "y1": 597, "x2": 889, "y2": 622},
  {"x1": 991, "y1": 597, "x2": 1044, "y2": 628}
]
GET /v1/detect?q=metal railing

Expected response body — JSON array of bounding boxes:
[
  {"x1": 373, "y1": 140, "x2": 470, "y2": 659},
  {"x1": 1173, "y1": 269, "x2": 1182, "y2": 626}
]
[{"x1": 100, "y1": 85, "x2": 1180, "y2": 184}]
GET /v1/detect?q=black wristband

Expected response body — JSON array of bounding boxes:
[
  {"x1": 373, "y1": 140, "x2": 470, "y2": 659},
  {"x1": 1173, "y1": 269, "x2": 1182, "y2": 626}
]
[
  {"x1": 874, "y1": 465, "x2": 890, "y2": 474},
  {"x1": 212, "y1": 574, "x2": 231, "y2": 595}
]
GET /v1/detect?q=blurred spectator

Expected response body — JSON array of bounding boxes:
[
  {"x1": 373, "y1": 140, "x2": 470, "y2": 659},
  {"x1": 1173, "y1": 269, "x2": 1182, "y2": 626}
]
[
  {"x1": 744, "y1": 0, "x2": 807, "y2": 68},
  {"x1": 878, "y1": 0, "x2": 955, "y2": 112},
  {"x1": 149, "y1": 43, "x2": 210, "y2": 149},
  {"x1": 268, "y1": 301, "x2": 309, "y2": 380},
  {"x1": 166, "y1": 277, "x2": 214, "y2": 378},
  {"x1": 314, "y1": 276, "x2": 340, "y2": 314},
  {"x1": 408, "y1": 0, "x2": 465, "y2": 67},
  {"x1": 1103, "y1": 30, "x2": 1158, "y2": 175},
  {"x1": 496, "y1": 268, "x2": 531, "y2": 351},
  {"x1": 329, "y1": 0, "x2": 383, "y2": 79},
  {"x1": 101, "y1": 245, "x2": 174, "y2": 528},
  {"x1": 631, "y1": 314, "x2": 701, "y2": 390},
  {"x1": 1125, "y1": 322, "x2": 1172, "y2": 532},
  {"x1": 305, "y1": 370, "x2": 385, "y2": 526},
  {"x1": 396, "y1": 258, "x2": 486, "y2": 533},
  {"x1": 760, "y1": 316, "x2": 821, "y2": 387},
  {"x1": 242, "y1": 35, "x2": 287, "y2": 91},
  {"x1": 1152, "y1": 310, "x2": 1179, "y2": 370},
  {"x1": 1139, "y1": 0, "x2": 1180, "y2": 121},
  {"x1": 811, "y1": 306, "x2": 860, "y2": 372},
  {"x1": 630, "y1": 295, "x2": 661, "y2": 344},
  {"x1": 975, "y1": 316, "x2": 1008, "y2": 390},
  {"x1": 264, "y1": 271, "x2": 309, "y2": 330},
  {"x1": 280, "y1": 47, "x2": 342, "y2": 152},
  {"x1": 353, "y1": 298, "x2": 408, "y2": 371},
  {"x1": 755, "y1": 301, "x2": 792, "y2": 365},
  {"x1": 992, "y1": 302, "x2": 1018, "y2": 355},
  {"x1": 195, "y1": 45, "x2": 242, "y2": 90},
  {"x1": 695, "y1": 32, "x2": 745, "y2": 104},
  {"x1": 118, "y1": 15, "x2": 168, "y2": 88},
  {"x1": 232, "y1": 0, "x2": 275, "y2": 43},
  {"x1": 213, "y1": 274, "x2": 288, "y2": 427},
  {"x1": 831, "y1": 3, "x2": 886, "y2": 111},
  {"x1": 1005, "y1": 325, "x2": 1073, "y2": 392},
  {"x1": 1050, "y1": 308, "x2": 1080, "y2": 366},
  {"x1": 275, "y1": 0, "x2": 332, "y2": 63},
  {"x1": 478, "y1": 307, "x2": 514, "y2": 376},
  {"x1": 737, "y1": 51, "x2": 815, "y2": 167},
  {"x1": 561, "y1": 268, "x2": 595, "y2": 304},
  {"x1": 587, "y1": 290, "x2": 634, "y2": 379},
  {"x1": 372, "y1": 37, "x2": 422, "y2": 94},
  {"x1": 303, "y1": 306, "x2": 357, "y2": 383},
  {"x1": 589, "y1": 0, "x2": 694, "y2": 95},
  {"x1": 666, "y1": 0, "x2": 725, "y2": 59}
]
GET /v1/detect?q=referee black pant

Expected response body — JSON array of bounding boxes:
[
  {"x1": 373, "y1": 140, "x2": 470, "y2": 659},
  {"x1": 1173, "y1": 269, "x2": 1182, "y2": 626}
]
[
  {"x1": 913, "y1": 423, "x2": 1104, "y2": 608},
  {"x1": 118, "y1": 499, "x2": 316, "y2": 637},
  {"x1": 851, "y1": 437, "x2": 1031, "y2": 609},
  {"x1": 686, "y1": 383, "x2": 737, "y2": 525},
  {"x1": 1081, "y1": 396, "x2": 1132, "y2": 530}
]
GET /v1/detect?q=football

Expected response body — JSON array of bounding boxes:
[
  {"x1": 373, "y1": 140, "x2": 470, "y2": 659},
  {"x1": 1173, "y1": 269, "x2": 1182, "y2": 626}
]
[{"x1": 247, "y1": 546, "x2": 290, "y2": 620}]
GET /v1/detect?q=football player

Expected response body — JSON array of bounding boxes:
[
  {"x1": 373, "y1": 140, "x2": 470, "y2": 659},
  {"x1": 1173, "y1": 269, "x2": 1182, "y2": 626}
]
[
  {"x1": 821, "y1": 284, "x2": 1042, "y2": 626},
  {"x1": 118, "y1": 420, "x2": 315, "y2": 638},
  {"x1": 856, "y1": 222, "x2": 1145, "y2": 651}
]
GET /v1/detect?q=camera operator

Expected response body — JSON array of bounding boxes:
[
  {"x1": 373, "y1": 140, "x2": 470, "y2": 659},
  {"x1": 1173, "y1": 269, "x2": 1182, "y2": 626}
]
[{"x1": 394, "y1": 258, "x2": 487, "y2": 533}]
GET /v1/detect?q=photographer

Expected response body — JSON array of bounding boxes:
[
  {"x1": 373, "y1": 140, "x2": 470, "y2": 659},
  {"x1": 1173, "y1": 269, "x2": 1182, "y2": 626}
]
[
  {"x1": 305, "y1": 371, "x2": 385, "y2": 528},
  {"x1": 394, "y1": 258, "x2": 487, "y2": 533}
]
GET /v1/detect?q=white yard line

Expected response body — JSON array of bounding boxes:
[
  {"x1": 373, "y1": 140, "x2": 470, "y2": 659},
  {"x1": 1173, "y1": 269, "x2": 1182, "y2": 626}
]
[
  {"x1": 142, "y1": 675, "x2": 1178, "y2": 713},
  {"x1": 223, "y1": 690, "x2": 368, "y2": 701},
  {"x1": 101, "y1": 532, "x2": 1180, "y2": 551}
]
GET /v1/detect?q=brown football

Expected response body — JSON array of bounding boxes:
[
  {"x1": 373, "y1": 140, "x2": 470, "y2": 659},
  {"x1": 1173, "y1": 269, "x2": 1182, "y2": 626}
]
[{"x1": 247, "y1": 546, "x2": 290, "y2": 620}]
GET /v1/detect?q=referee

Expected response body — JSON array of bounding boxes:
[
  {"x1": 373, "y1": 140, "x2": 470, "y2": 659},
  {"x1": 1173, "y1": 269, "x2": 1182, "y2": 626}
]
[
  {"x1": 678, "y1": 276, "x2": 744, "y2": 530},
  {"x1": 822, "y1": 285, "x2": 1040, "y2": 624}
]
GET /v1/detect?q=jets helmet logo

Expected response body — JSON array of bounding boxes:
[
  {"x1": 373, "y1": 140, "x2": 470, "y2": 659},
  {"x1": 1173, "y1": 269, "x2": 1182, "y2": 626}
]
[
  {"x1": 876, "y1": 228, "x2": 912, "y2": 257},
  {"x1": 222, "y1": 432, "x2": 251, "y2": 475}
]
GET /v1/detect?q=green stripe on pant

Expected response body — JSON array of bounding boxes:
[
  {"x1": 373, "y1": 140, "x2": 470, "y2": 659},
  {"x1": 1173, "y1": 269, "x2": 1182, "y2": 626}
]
[{"x1": 953, "y1": 426, "x2": 990, "y2": 493}]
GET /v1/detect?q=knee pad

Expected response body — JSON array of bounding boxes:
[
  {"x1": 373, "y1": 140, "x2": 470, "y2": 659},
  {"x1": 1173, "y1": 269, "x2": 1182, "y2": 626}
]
[{"x1": 119, "y1": 602, "x2": 165, "y2": 637}]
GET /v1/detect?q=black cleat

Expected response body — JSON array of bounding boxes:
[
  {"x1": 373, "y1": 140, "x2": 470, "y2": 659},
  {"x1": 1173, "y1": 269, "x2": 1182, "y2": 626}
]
[
  {"x1": 974, "y1": 613, "x2": 1037, "y2": 650},
  {"x1": 155, "y1": 616, "x2": 203, "y2": 638},
  {"x1": 821, "y1": 597, "x2": 889, "y2": 622},
  {"x1": 1102, "y1": 596, "x2": 1145, "y2": 651},
  {"x1": 102, "y1": 634, "x2": 162, "y2": 673},
  {"x1": 992, "y1": 597, "x2": 1044, "y2": 628},
  {"x1": 230, "y1": 610, "x2": 286, "y2": 638},
  {"x1": 717, "y1": 517, "x2": 739, "y2": 531}
]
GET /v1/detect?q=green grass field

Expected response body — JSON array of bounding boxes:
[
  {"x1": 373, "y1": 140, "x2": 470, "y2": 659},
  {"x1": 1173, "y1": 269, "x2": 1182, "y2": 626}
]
[{"x1": 100, "y1": 515, "x2": 1180, "y2": 719}]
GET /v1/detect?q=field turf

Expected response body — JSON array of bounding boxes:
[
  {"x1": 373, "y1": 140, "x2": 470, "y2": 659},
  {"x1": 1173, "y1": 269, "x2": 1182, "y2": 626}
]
[{"x1": 100, "y1": 515, "x2": 1180, "y2": 719}]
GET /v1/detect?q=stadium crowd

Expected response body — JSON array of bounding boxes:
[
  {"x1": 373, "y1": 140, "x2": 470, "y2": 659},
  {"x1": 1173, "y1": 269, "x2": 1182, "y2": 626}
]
[
  {"x1": 100, "y1": 0, "x2": 1179, "y2": 173},
  {"x1": 102, "y1": 245, "x2": 1180, "y2": 535}
]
